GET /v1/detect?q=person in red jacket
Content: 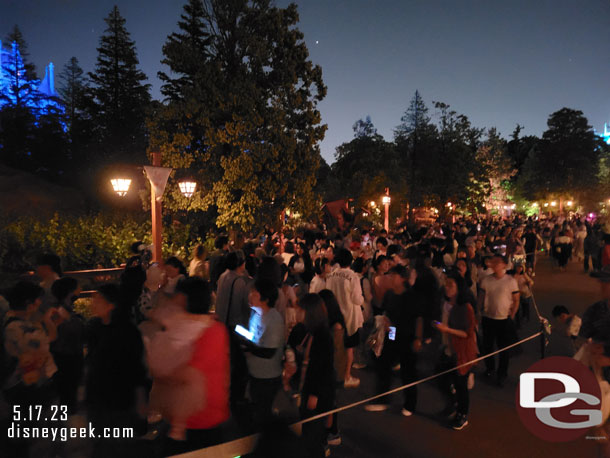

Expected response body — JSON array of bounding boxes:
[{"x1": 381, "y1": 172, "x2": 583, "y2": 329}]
[{"x1": 163, "y1": 277, "x2": 230, "y2": 456}]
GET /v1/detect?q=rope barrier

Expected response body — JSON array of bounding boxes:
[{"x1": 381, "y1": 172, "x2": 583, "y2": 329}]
[
  {"x1": 170, "y1": 329, "x2": 543, "y2": 458},
  {"x1": 296, "y1": 330, "x2": 543, "y2": 425}
]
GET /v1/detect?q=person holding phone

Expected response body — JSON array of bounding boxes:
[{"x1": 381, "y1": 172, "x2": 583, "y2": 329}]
[
  {"x1": 243, "y1": 279, "x2": 285, "y2": 426},
  {"x1": 433, "y1": 274, "x2": 478, "y2": 430},
  {"x1": 365, "y1": 265, "x2": 422, "y2": 416}
]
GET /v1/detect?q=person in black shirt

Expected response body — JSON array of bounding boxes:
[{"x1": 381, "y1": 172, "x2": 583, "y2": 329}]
[
  {"x1": 522, "y1": 226, "x2": 539, "y2": 271},
  {"x1": 86, "y1": 284, "x2": 146, "y2": 457},
  {"x1": 49, "y1": 277, "x2": 85, "y2": 415},
  {"x1": 365, "y1": 265, "x2": 423, "y2": 415},
  {"x1": 299, "y1": 293, "x2": 335, "y2": 458}
]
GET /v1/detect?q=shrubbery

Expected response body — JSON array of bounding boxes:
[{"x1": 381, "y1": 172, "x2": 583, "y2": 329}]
[{"x1": 0, "y1": 212, "x2": 209, "y2": 273}]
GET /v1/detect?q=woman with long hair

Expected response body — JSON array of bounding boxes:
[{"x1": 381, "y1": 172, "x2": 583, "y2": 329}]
[
  {"x1": 299, "y1": 293, "x2": 335, "y2": 457},
  {"x1": 188, "y1": 245, "x2": 209, "y2": 280},
  {"x1": 433, "y1": 274, "x2": 478, "y2": 431}
]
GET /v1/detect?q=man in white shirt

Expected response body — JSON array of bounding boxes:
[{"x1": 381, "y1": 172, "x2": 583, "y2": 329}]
[
  {"x1": 477, "y1": 254, "x2": 520, "y2": 387},
  {"x1": 326, "y1": 248, "x2": 364, "y2": 388}
]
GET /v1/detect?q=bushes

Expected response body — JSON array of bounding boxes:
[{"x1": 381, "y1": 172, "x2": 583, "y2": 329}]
[{"x1": 0, "y1": 212, "x2": 206, "y2": 273}]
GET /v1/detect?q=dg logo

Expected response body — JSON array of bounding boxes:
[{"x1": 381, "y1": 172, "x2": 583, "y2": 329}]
[{"x1": 516, "y1": 356, "x2": 602, "y2": 442}]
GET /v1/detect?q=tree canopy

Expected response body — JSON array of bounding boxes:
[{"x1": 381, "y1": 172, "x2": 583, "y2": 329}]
[
  {"x1": 149, "y1": 0, "x2": 327, "y2": 231},
  {"x1": 88, "y1": 6, "x2": 151, "y2": 164}
]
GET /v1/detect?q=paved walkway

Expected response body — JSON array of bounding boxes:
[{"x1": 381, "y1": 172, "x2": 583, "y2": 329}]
[{"x1": 331, "y1": 255, "x2": 602, "y2": 458}]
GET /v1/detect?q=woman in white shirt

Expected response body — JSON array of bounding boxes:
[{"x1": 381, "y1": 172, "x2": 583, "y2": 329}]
[{"x1": 309, "y1": 258, "x2": 330, "y2": 294}]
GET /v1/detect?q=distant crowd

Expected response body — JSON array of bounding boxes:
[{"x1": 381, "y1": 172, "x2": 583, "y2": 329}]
[{"x1": 1, "y1": 213, "x2": 609, "y2": 457}]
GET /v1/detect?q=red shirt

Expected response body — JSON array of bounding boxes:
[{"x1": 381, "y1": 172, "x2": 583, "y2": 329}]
[{"x1": 186, "y1": 321, "x2": 230, "y2": 429}]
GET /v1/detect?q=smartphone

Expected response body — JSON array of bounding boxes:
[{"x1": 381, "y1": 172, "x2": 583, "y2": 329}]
[
  {"x1": 433, "y1": 320, "x2": 441, "y2": 326},
  {"x1": 235, "y1": 325, "x2": 254, "y2": 342},
  {"x1": 388, "y1": 326, "x2": 396, "y2": 341}
]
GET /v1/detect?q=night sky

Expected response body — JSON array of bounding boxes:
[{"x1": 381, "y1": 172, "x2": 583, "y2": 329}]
[{"x1": 2, "y1": 0, "x2": 609, "y2": 164}]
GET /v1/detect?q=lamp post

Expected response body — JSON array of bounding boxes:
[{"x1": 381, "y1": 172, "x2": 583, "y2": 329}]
[
  {"x1": 382, "y1": 188, "x2": 391, "y2": 232},
  {"x1": 111, "y1": 152, "x2": 194, "y2": 263}
]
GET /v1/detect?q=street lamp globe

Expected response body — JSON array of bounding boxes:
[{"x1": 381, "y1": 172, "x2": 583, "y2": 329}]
[
  {"x1": 110, "y1": 178, "x2": 131, "y2": 197},
  {"x1": 370, "y1": 201, "x2": 376, "y2": 207},
  {"x1": 178, "y1": 180, "x2": 197, "y2": 198},
  {"x1": 382, "y1": 195, "x2": 391, "y2": 205},
  {"x1": 551, "y1": 201, "x2": 557, "y2": 207}
]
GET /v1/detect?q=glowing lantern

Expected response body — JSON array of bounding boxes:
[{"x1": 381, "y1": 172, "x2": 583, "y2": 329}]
[
  {"x1": 110, "y1": 178, "x2": 131, "y2": 197},
  {"x1": 178, "y1": 180, "x2": 196, "y2": 198}
]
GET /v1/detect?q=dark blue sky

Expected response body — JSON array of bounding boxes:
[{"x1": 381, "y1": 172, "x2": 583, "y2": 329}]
[{"x1": 2, "y1": 0, "x2": 609, "y2": 163}]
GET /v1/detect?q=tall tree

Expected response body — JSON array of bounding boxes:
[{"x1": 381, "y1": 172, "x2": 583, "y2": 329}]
[
  {"x1": 5, "y1": 25, "x2": 37, "y2": 80},
  {"x1": 518, "y1": 108, "x2": 604, "y2": 204},
  {"x1": 474, "y1": 127, "x2": 516, "y2": 212},
  {"x1": 333, "y1": 116, "x2": 400, "y2": 208},
  {"x1": 394, "y1": 90, "x2": 437, "y2": 216},
  {"x1": 430, "y1": 101, "x2": 483, "y2": 211},
  {"x1": 58, "y1": 57, "x2": 86, "y2": 132},
  {"x1": 58, "y1": 57, "x2": 96, "y2": 171},
  {"x1": 89, "y1": 6, "x2": 151, "y2": 164},
  {"x1": 158, "y1": 0, "x2": 212, "y2": 101},
  {"x1": 149, "y1": 0, "x2": 327, "y2": 231},
  {"x1": 506, "y1": 124, "x2": 538, "y2": 179},
  {"x1": 0, "y1": 41, "x2": 40, "y2": 108}
]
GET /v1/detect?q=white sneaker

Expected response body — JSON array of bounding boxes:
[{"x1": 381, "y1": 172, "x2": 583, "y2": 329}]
[
  {"x1": 467, "y1": 372, "x2": 475, "y2": 390},
  {"x1": 401, "y1": 408, "x2": 413, "y2": 417},
  {"x1": 364, "y1": 403, "x2": 388, "y2": 412},
  {"x1": 344, "y1": 376, "x2": 360, "y2": 388}
]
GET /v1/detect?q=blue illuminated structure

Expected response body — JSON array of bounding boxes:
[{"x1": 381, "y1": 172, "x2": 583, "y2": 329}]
[
  {"x1": 0, "y1": 40, "x2": 61, "y2": 115},
  {"x1": 600, "y1": 123, "x2": 610, "y2": 145}
]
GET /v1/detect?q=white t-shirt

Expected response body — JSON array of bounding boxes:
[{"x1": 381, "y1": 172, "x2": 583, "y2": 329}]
[
  {"x1": 246, "y1": 308, "x2": 285, "y2": 379},
  {"x1": 309, "y1": 275, "x2": 326, "y2": 294},
  {"x1": 481, "y1": 274, "x2": 519, "y2": 320},
  {"x1": 325, "y1": 267, "x2": 364, "y2": 336}
]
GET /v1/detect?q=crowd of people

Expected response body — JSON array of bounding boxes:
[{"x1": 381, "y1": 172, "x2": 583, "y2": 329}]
[{"x1": 0, "y1": 213, "x2": 609, "y2": 457}]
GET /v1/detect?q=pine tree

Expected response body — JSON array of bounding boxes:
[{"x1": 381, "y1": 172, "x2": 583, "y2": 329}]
[
  {"x1": 149, "y1": 0, "x2": 327, "y2": 231},
  {"x1": 158, "y1": 0, "x2": 212, "y2": 101},
  {"x1": 0, "y1": 41, "x2": 40, "y2": 108},
  {"x1": 58, "y1": 57, "x2": 86, "y2": 131},
  {"x1": 89, "y1": 6, "x2": 151, "y2": 163},
  {"x1": 394, "y1": 90, "x2": 437, "y2": 215},
  {"x1": 5, "y1": 25, "x2": 37, "y2": 81}
]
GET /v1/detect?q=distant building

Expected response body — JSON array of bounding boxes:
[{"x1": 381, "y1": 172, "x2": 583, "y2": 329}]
[
  {"x1": 599, "y1": 123, "x2": 610, "y2": 145},
  {"x1": 0, "y1": 40, "x2": 61, "y2": 114}
]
